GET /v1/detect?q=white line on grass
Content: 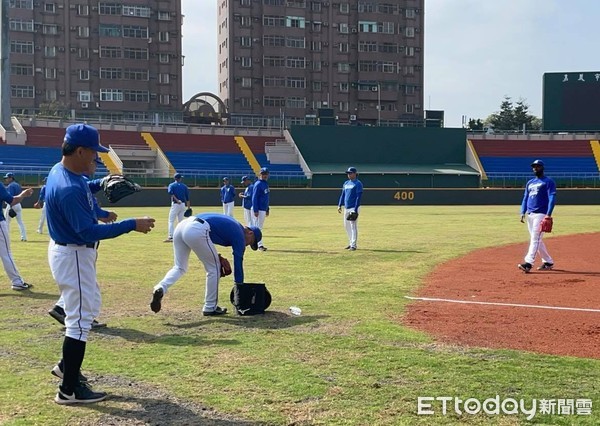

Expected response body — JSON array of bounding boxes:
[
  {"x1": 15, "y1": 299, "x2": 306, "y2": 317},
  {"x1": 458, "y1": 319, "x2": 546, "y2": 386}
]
[{"x1": 404, "y1": 296, "x2": 600, "y2": 313}]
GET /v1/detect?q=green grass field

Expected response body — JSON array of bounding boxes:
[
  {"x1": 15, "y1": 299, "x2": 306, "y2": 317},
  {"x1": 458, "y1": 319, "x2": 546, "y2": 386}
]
[{"x1": 1, "y1": 205, "x2": 599, "y2": 425}]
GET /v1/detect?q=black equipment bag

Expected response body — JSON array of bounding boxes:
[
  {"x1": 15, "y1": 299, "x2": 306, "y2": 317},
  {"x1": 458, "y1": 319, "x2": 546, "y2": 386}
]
[{"x1": 230, "y1": 283, "x2": 272, "y2": 315}]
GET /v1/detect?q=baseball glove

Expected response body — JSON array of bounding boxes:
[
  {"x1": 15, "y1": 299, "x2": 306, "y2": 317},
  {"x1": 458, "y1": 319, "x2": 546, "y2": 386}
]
[
  {"x1": 183, "y1": 207, "x2": 193, "y2": 217},
  {"x1": 345, "y1": 210, "x2": 359, "y2": 221},
  {"x1": 8, "y1": 208, "x2": 17, "y2": 218},
  {"x1": 100, "y1": 174, "x2": 142, "y2": 204},
  {"x1": 219, "y1": 254, "x2": 232, "y2": 277},
  {"x1": 540, "y1": 216, "x2": 553, "y2": 233}
]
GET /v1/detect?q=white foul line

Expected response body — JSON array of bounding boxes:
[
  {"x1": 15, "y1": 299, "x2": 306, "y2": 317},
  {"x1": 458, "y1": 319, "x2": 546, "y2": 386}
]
[{"x1": 404, "y1": 296, "x2": 600, "y2": 313}]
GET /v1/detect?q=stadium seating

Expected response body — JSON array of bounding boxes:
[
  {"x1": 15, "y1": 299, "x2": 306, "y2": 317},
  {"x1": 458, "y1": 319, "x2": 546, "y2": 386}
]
[{"x1": 0, "y1": 145, "x2": 108, "y2": 175}]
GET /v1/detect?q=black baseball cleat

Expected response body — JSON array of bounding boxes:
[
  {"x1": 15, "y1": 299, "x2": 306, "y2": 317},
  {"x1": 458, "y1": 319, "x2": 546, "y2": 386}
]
[
  {"x1": 202, "y1": 306, "x2": 228, "y2": 316},
  {"x1": 91, "y1": 319, "x2": 107, "y2": 329},
  {"x1": 344, "y1": 245, "x2": 351, "y2": 250},
  {"x1": 54, "y1": 383, "x2": 107, "y2": 405},
  {"x1": 51, "y1": 363, "x2": 89, "y2": 383},
  {"x1": 258, "y1": 246, "x2": 267, "y2": 251},
  {"x1": 48, "y1": 305, "x2": 66, "y2": 325},
  {"x1": 12, "y1": 282, "x2": 32, "y2": 291},
  {"x1": 537, "y1": 262, "x2": 554, "y2": 271},
  {"x1": 518, "y1": 263, "x2": 533, "y2": 273},
  {"x1": 150, "y1": 288, "x2": 164, "y2": 313}
]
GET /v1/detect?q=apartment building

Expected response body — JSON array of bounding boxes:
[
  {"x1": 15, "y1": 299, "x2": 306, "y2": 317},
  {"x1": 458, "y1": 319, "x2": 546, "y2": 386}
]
[
  {"x1": 218, "y1": 0, "x2": 424, "y2": 125},
  {"x1": 7, "y1": 0, "x2": 182, "y2": 121}
]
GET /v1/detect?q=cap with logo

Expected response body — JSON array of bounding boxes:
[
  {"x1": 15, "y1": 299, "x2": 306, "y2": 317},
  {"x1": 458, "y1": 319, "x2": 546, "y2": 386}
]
[
  {"x1": 259, "y1": 167, "x2": 269, "y2": 175},
  {"x1": 4, "y1": 172, "x2": 14, "y2": 179},
  {"x1": 249, "y1": 226, "x2": 262, "y2": 250},
  {"x1": 64, "y1": 123, "x2": 109, "y2": 153},
  {"x1": 241, "y1": 175, "x2": 249, "y2": 183},
  {"x1": 346, "y1": 167, "x2": 358, "y2": 173},
  {"x1": 174, "y1": 173, "x2": 183, "y2": 179},
  {"x1": 223, "y1": 176, "x2": 229, "y2": 181},
  {"x1": 530, "y1": 160, "x2": 544, "y2": 167}
]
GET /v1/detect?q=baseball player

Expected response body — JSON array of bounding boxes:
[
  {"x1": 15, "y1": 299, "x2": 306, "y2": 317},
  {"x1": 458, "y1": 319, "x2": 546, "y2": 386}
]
[
  {"x1": 165, "y1": 173, "x2": 190, "y2": 242},
  {"x1": 238, "y1": 175, "x2": 254, "y2": 226},
  {"x1": 150, "y1": 213, "x2": 262, "y2": 316},
  {"x1": 220, "y1": 177, "x2": 236, "y2": 217},
  {"x1": 3, "y1": 172, "x2": 28, "y2": 241},
  {"x1": 34, "y1": 177, "x2": 47, "y2": 234},
  {"x1": 518, "y1": 159, "x2": 556, "y2": 273},
  {"x1": 0, "y1": 182, "x2": 33, "y2": 290},
  {"x1": 45, "y1": 123, "x2": 155, "y2": 404},
  {"x1": 337, "y1": 167, "x2": 363, "y2": 251},
  {"x1": 251, "y1": 167, "x2": 270, "y2": 251}
]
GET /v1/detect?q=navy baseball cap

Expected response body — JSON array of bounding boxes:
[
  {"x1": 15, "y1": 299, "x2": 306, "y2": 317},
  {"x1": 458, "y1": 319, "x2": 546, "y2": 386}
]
[
  {"x1": 223, "y1": 176, "x2": 229, "y2": 181},
  {"x1": 64, "y1": 123, "x2": 109, "y2": 153},
  {"x1": 4, "y1": 172, "x2": 14, "y2": 179},
  {"x1": 249, "y1": 226, "x2": 262, "y2": 250},
  {"x1": 259, "y1": 167, "x2": 269, "y2": 175},
  {"x1": 346, "y1": 167, "x2": 357, "y2": 173},
  {"x1": 530, "y1": 160, "x2": 544, "y2": 167},
  {"x1": 174, "y1": 173, "x2": 183, "y2": 179},
  {"x1": 241, "y1": 175, "x2": 249, "y2": 183}
]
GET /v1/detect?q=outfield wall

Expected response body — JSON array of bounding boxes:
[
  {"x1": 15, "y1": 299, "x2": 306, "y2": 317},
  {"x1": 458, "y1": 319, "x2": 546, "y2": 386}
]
[{"x1": 21, "y1": 188, "x2": 600, "y2": 208}]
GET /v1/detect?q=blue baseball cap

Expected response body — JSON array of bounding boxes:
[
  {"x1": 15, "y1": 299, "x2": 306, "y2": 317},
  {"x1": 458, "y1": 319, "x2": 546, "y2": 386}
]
[
  {"x1": 241, "y1": 175, "x2": 249, "y2": 183},
  {"x1": 259, "y1": 167, "x2": 269, "y2": 175},
  {"x1": 223, "y1": 176, "x2": 229, "y2": 181},
  {"x1": 346, "y1": 167, "x2": 357, "y2": 173},
  {"x1": 4, "y1": 172, "x2": 14, "y2": 179},
  {"x1": 64, "y1": 123, "x2": 109, "y2": 153},
  {"x1": 174, "y1": 173, "x2": 183, "y2": 179},
  {"x1": 531, "y1": 159, "x2": 544, "y2": 167},
  {"x1": 249, "y1": 226, "x2": 262, "y2": 251}
]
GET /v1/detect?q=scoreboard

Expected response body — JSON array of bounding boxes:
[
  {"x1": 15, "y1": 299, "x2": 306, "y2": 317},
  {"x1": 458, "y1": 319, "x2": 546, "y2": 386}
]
[{"x1": 542, "y1": 71, "x2": 600, "y2": 132}]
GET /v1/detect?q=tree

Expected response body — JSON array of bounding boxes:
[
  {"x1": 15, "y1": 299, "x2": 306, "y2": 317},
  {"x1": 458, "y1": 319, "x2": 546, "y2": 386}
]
[
  {"x1": 485, "y1": 96, "x2": 541, "y2": 132},
  {"x1": 467, "y1": 118, "x2": 484, "y2": 131}
]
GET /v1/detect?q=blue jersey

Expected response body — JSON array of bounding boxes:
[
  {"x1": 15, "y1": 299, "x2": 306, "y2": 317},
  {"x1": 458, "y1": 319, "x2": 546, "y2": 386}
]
[
  {"x1": 83, "y1": 177, "x2": 109, "y2": 219},
  {"x1": 252, "y1": 179, "x2": 270, "y2": 213},
  {"x1": 197, "y1": 213, "x2": 248, "y2": 284},
  {"x1": 0, "y1": 185, "x2": 14, "y2": 221},
  {"x1": 168, "y1": 181, "x2": 189, "y2": 203},
  {"x1": 521, "y1": 176, "x2": 557, "y2": 215},
  {"x1": 38, "y1": 185, "x2": 46, "y2": 202},
  {"x1": 6, "y1": 181, "x2": 22, "y2": 197},
  {"x1": 45, "y1": 163, "x2": 136, "y2": 244},
  {"x1": 241, "y1": 183, "x2": 254, "y2": 209},
  {"x1": 220, "y1": 184, "x2": 236, "y2": 203},
  {"x1": 338, "y1": 178, "x2": 363, "y2": 210}
]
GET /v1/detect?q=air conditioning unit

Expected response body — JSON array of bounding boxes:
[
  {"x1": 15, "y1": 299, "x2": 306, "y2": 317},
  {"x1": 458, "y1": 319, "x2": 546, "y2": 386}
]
[
  {"x1": 81, "y1": 102, "x2": 89, "y2": 108},
  {"x1": 350, "y1": 114, "x2": 357, "y2": 120},
  {"x1": 332, "y1": 101, "x2": 339, "y2": 106},
  {"x1": 254, "y1": 99, "x2": 260, "y2": 104},
  {"x1": 70, "y1": 47, "x2": 77, "y2": 53},
  {"x1": 58, "y1": 47, "x2": 65, "y2": 52},
  {"x1": 234, "y1": 57, "x2": 241, "y2": 61},
  {"x1": 59, "y1": 91, "x2": 65, "y2": 95},
  {"x1": 323, "y1": 1, "x2": 329, "y2": 6},
  {"x1": 70, "y1": 26, "x2": 77, "y2": 31},
  {"x1": 371, "y1": 86, "x2": 378, "y2": 92},
  {"x1": 351, "y1": 28, "x2": 357, "y2": 33}
]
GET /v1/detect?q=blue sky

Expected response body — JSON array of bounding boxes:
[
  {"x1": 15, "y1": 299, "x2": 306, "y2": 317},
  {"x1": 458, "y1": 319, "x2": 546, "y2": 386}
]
[{"x1": 182, "y1": 0, "x2": 600, "y2": 127}]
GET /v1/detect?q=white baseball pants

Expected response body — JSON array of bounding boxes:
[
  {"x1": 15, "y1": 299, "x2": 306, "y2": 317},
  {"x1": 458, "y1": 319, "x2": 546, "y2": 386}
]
[
  {"x1": 524, "y1": 212, "x2": 554, "y2": 265},
  {"x1": 243, "y1": 208, "x2": 253, "y2": 227},
  {"x1": 0, "y1": 220, "x2": 26, "y2": 287},
  {"x1": 37, "y1": 204, "x2": 46, "y2": 233},
  {"x1": 167, "y1": 202, "x2": 187, "y2": 239},
  {"x1": 343, "y1": 207, "x2": 359, "y2": 248},
  {"x1": 222, "y1": 201, "x2": 234, "y2": 217},
  {"x1": 253, "y1": 211, "x2": 267, "y2": 247},
  {"x1": 154, "y1": 217, "x2": 222, "y2": 312},
  {"x1": 4, "y1": 203, "x2": 27, "y2": 240}
]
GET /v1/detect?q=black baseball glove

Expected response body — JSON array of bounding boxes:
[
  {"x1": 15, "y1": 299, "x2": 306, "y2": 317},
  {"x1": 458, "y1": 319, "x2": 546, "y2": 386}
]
[
  {"x1": 183, "y1": 207, "x2": 193, "y2": 217},
  {"x1": 101, "y1": 174, "x2": 142, "y2": 204},
  {"x1": 345, "y1": 211, "x2": 359, "y2": 221},
  {"x1": 8, "y1": 208, "x2": 17, "y2": 218}
]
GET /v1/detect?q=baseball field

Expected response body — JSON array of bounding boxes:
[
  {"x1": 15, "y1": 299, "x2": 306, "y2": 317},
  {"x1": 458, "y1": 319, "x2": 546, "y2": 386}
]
[{"x1": 1, "y1": 205, "x2": 599, "y2": 425}]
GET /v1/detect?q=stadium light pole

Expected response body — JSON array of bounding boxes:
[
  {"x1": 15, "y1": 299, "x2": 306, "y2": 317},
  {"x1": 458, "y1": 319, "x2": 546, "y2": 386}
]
[{"x1": 377, "y1": 82, "x2": 381, "y2": 127}]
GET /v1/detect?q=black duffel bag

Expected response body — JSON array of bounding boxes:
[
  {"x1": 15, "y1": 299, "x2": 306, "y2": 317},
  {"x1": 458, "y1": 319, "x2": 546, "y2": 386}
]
[{"x1": 230, "y1": 283, "x2": 272, "y2": 315}]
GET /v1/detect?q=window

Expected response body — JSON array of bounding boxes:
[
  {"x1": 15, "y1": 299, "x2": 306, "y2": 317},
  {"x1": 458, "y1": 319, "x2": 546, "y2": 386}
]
[
  {"x1": 159, "y1": 31, "x2": 169, "y2": 42},
  {"x1": 240, "y1": 0, "x2": 251, "y2": 5},
  {"x1": 312, "y1": 21, "x2": 322, "y2": 32},
  {"x1": 312, "y1": 81, "x2": 322, "y2": 91},
  {"x1": 99, "y1": 24, "x2": 121, "y2": 37},
  {"x1": 241, "y1": 16, "x2": 252, "y2": 26},
  {"x1": 124, "y1": 48, "x2": 148, "y2": 60},
  {"x1": 339, "y1": 2, "x2": 349, "y2": 13},
  {"x1": 286, "y1": 0, "x2": 306, "y2": 7},
  {"x1": 263, "y1": 76, "x2": 285, "y2": 87},
  {"x1": 378, "y1": 22, "x2": 394, "y2": 34},
  {"x1": 311, "y1": 2, "x2": 321, "y2": 12},
  {"x1": 78, "y1": 26, "x2": 90, "y2": 38},
  {"x1": 123, "y1": 26, "x2": 149, "y2": 38},
  {"x1": 263, "y1": 96, "x2": 285, "y2": 107},
  {"x1": 287, "y1": 77, "x2": 306, "y2": 89},
  {"x1": 241, "y1": 57, "x2": 252, "y2": 68},
  {"x1": 286, "y1": 56, "x2": 306, "y2": 68},
  {"x1": 359, "y1": 41, "x2": 377, "y2": 52},
  {"x1": 9, "y1": 19, "x2": 34, "y2": 32},
  {"x1": 405, "y1": 27, "x2": 415, "y2": 38},
  {"x1": 358, "y1": 61, "x2": 377, "y2": 72},
  {"x1": 241, "y1": 77, "x2": 252, "y2": 88},
  {"x1": 99, "y1": 3, "x2": 121, "y2": 15},
  {"x1": 339, "y1": 23, "x2": 349, "y2": 33},
  {"x1": 100, "y1": 46, "x2": 121, "y2": 58},
  {"x1": 10, "y1": 64, "x2": 33, "y2": 75},
  {"x1": 339, "y1": 42, "x2": 349, "y2": 53},
  {"x1": 286, "y1": 16, "x2": 305, "y2": 28},
  {"x1": 405, "y1": 85, "x2": 415, "y2": 95},
  {"x1": 160, "y1": 94, "x2": 170, "y2": 105},
  {"x1": 378, "y1": 3, "x2": 398, "y2": 14},
  {"x1": 77, "y1": 4, "x2": 89, "y2": 15},
  {"x1": 79, "y1": 91, "x2": 91, "y2": 102},
  {"x1": 159, "y1": 73, "x2": 170, "y2": 84},
  {"x1": 406, "y1": 8, "x2": 416, "y2": 19},
  {"x1": 124, "y1": 90, "x2": 149, "y2": 102},
  {"x1": 44, "y1": 2, "x2": 55, "y2": 13},
  {"x1": 159, "y1": 53, "x2": 170, "y2": 63},
  {"x1": 338, "y1": 63, "x2": 350, "y2": 73},
  {"x1": 240, "y1": 36, "x2": 252, "y2": 47},
  {"x1": 263, "y1": 56, "x2": 285, "y2": 67},
  {"x1": 79, "y1": 70, "x2": 90, "y2": 80},
  {"x1": 312, "y1": 61, "x2": 322, "y2": 71},
  {"x1": 286, "y1": 97, "x2": 306, "y2": 108},
  {"x1": 403, "y1": 65, "x2": 414, "y2": 75},
  {"x1": 405, "y1": 46, "x2": 415, "y2": 57},
  {"x1": 10, "y1": 0, "x2": 33, "y2": 9},
  {"x1": 100, "y1": 89, "x2": 123, "y2": 102},
  {"x1": 45, "y1": 90, "x2": 57, "y2": 102},
  {"x1": 339, "y1": 101, "x2": 349, "y2": 112},
  {"x1": 263, "y1": 35, "x2": 285, "y2": 47},
  {"x1": 44, "y1": 68, "x2": 57, "y2": 79},
  {"x1": 78, "y1": 48, "x2": 89, "y2": 59},
  {"x1": 124, "y1": 69, "x2": 149, "y2": 80},
  {"x1": 43, "y1": 24, "x2": 58, "y2": 35},
  {"x1": 310, "y1": 40, "x2": 322, "y2": 51},
  {"x1": 44, "y1": 46, "x2": 57, "y2": 57},
  {"x1": 241, "y1": 98, "x2": 252, "y2": 108},
  {"x1": 405, "y1": 104, "x2": 414, "y2": 114},
  {"x1": 358, "y1": 2, "x2": 375, "y2": 13},
  {"x1": 11, "y1": 85, "x2": 34, "y2": 98},
  {"x1": 10, "y1": 40, "x2": 34, "y2": 54},
  {"x1": 100, "y1": 68, "x2": 122, "y2": 79},
  {"x1": 379, "y1": 43, "x2": 398, "y2": 53},
  {"x1": 122, "y1": 5, "x2": 151, "y2": 18},
  {"x1": 339, "y1": 82, "x2": 349, "y2": 92},
  {"x1": 381, "y1": 62, "x2": 396, "y2": 73},
  {"x1": 157, "y1": 11, "x2": 171, "y2": 20},
  {"x1": 286, "y1": 36, "x2": 305, "y2": 48},
  {"x1": 359, "y1": 21, "x2": 377, "y2": 33},
  {"x1": 264, "y1": 16, "x2": 286, "y2": 26},
  {"x1": 264, "y1": 0, "x2": 285, "y2": 5}
]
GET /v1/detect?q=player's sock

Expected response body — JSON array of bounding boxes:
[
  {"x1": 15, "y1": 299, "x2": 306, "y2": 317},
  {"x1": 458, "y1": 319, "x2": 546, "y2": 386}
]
[{"x1": 61, "y1": 337, "x2": 86, "y2": 393}]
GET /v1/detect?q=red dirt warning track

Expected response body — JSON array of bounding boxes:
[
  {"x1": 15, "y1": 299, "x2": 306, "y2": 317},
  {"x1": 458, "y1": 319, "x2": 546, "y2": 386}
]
[{"x1": 404, "y1": 233, "x2": 600, "y2": 359}]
